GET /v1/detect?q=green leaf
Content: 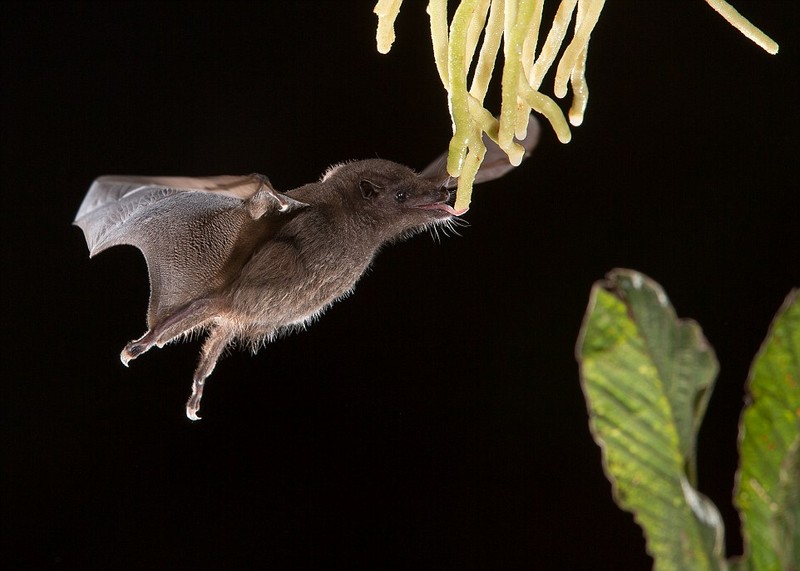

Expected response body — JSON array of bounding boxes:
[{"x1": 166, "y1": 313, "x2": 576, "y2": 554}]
[
  {"x1": 576, "y1": 269, "x2": 726, "y2": 571},
  {"x1": 735, "y1": 290, "x2": 800, "y2": 571}
]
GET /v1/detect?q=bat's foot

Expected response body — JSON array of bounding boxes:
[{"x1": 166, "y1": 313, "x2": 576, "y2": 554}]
[
  {"x1": 182, "y1": 325, "x2": 234, "y2": 421},
  {"x1": 120, "y1": 338, "x2": 151, "y2": 366},
  {"x1": 185, "y1": 378, "x2": 204, "y2": 421}
]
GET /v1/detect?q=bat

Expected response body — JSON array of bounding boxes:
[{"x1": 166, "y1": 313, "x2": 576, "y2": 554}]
[{"x1": 74, "y1": 117, "x2": 540, "y2": 420}]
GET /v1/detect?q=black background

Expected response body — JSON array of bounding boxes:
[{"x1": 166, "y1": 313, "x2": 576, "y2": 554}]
[{"x1": 2, "y1": 1, "x2": 798, "y2": 569}]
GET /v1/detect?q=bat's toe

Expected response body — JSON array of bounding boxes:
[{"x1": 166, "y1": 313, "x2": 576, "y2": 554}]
[
  {"x1": 120, "y1": 343, "x2": 143, "y2": 366},
  {"x1": 120, "y1": 333, "x2": 155, "y2": 366},
  {"x1": 119, "y1": 348, "x2": 132, "y2": 366},
  {"x1": 186, "y1": 380, "x2": 204, "y2": 421}
]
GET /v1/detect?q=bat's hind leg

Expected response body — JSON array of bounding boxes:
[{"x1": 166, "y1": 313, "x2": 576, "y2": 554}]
[
  {"x1": 120, "y1": 299, "x2": 220, "y2": 365},
  {"x1": 186, "y1": 326, "x2": 235, "y2": 421}
]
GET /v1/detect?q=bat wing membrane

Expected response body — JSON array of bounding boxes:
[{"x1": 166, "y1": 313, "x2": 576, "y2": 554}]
[
  {"x1": 74, "y1": 174, "x2": 304, "y2": 327},
  {"x1": 74, "y1": 174, "x2": 273, "y2": 255}
]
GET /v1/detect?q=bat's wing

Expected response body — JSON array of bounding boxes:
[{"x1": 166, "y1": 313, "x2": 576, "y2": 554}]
[
  {"x1": 74, "y1": 174, "x2": 307, "y2": 327},
  {"x1": 419, "y1": 115, "x2": 541, "y2": 188},
  {"x1": 74, "y1": 174, "x2": 275, "y2": 253}
]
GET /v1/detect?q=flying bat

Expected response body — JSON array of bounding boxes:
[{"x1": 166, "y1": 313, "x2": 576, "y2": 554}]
[{"x1": 74, "y1": 117, "x2": 540, "y2": 420}]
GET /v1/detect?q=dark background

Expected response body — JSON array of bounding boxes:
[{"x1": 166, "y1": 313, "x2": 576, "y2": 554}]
[{"x1": 2, "y1": 1, "x2": 797, "y2": 569}]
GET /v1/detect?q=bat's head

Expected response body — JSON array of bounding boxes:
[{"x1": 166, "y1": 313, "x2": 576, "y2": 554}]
[
  {"x1": 321, "y1": 158, "x2": 462, "y2": 240},
  {"x1": 317, "y1": 115, "x2": 541, "y2": 242}
]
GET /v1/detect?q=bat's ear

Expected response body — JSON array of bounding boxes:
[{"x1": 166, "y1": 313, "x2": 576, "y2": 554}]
[{"x1": 418, "y1": 115, "x2": 541, "y2": 189}]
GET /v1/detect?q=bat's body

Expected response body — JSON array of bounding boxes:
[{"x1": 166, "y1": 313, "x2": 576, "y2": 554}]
[{"x1": 75, "y1": 119, "x2": 540, "y2": 419}]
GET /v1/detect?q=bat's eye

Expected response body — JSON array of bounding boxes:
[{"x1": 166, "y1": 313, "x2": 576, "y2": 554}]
[
  {"x1": 360, "y1": 180, "x2": 379, "y2": 199},
  {"x1": 394, "y1": 191, "x2": 408, "y2": 203}
]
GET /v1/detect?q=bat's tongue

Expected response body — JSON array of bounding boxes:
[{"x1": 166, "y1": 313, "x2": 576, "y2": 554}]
[{"x1": 415, "y1": 190, "x2": 468, "y2": 216}]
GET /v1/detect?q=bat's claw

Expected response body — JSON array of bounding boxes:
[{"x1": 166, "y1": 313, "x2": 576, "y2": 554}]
[
  {"x1": 185, "y1": 378, "x2": 205, "y2": 421},
  {"x1": 120, "y1": 331, "x2": 156, "y2": 366},
  {"x1": 120, "y1": 341, "x2": 146, "y2": 366}
]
